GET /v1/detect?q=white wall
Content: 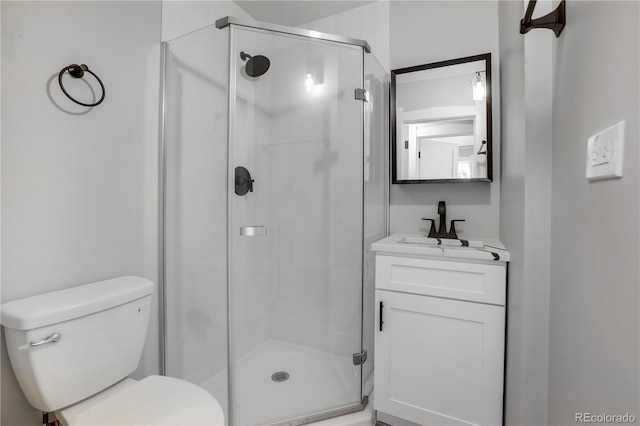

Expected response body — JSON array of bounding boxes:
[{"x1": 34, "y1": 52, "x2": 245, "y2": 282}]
[
  {"x1": 162, "y1": 0, "x2": 251, "y2": 41},
  {"x1": 500, "y1": 1, "x2": 640, "y2": 425},
  {"x1": 498, "y1": 1, "x2": 528, "y2": 423},
  {"x1": 498, "y1": 0, "x2": 552, "y2": 424},
  {"x1": 300, "y1": 0, "x2": 390, "y2": 73},
  {"x1": 389, "y1": 1, "x2": 501, "y2": 239},
  {"x1": 1, "y1": 2, "x2": 161, "y2": 424},
  {"x1": 547, "y1": 1, "x2": 639, "y2": 423}
]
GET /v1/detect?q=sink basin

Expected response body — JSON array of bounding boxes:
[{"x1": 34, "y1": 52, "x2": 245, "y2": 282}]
[
  {"x1": 398, "y1": 236, "x2": 484, "y2": 248},
  {"x1": 399, "y1": 236, "x2": 438, "y2": 245},
  {"x1": 372, "y1": 234, "x2": 510, "y2": 262}
]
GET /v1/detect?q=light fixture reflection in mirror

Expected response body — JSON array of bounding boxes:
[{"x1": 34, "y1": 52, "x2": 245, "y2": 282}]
[
  {"x1": 472, "y1": 72, "x2": 486, "y2": 101},
  {"x1": 391, "y1": 53, "x2": 492, "y2": 183}
]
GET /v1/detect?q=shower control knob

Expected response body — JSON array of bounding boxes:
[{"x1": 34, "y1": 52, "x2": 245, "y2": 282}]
[{"x1": 235, "y1": 166, "x2": 254, "y2": 196}]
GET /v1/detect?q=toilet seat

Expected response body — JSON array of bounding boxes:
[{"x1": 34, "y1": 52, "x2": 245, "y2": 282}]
[{"x1": 57, "y1": 375, "x2": 224, "y2": 425}]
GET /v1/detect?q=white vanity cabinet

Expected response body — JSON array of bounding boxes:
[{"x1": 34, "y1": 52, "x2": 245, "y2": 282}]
[{"x1": 372, "y1": 236, "x2": 509, "y2": 426}]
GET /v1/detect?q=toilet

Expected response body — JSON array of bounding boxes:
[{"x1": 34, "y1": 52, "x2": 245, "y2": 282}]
[{"x1": 1, "y1": 276, "x2": 224, "y2": 425}]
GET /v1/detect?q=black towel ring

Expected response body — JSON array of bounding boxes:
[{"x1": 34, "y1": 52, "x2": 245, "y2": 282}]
[{"x1": 58, "y1": 64, "x2": 105, "y2": 107}]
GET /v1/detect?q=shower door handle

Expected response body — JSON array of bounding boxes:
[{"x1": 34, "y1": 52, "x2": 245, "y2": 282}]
[{"x1": 239, "y1": 226, "x2": 267, "y2": 237}]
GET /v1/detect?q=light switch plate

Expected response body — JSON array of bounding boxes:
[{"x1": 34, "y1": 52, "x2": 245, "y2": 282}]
[{"x1": 585, "y1": 121, "x2": 625, "y2": 181}]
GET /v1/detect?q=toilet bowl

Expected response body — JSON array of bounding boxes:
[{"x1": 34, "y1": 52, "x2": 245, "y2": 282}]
[{"x1": 1, "y1": 276, "x2": 224, "y2": 426}]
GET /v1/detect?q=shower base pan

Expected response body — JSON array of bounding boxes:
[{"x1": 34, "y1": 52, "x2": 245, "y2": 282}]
[{"x1": 201, "y1": 339, "x2": 369, "y2": 425}]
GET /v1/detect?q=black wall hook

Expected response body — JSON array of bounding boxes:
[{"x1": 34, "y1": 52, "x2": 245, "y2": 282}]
[
  {"x1": 520, "y1": 0, "x2": 566, "y2": 37},
  {"x1": 477, "y1": 140, "x2": 488, "y2": 155},
  {"x1": 58, "y1": 63, "x2": 105, "y2": 107}
]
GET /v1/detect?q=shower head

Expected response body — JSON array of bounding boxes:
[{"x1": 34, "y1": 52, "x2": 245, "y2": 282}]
[{"x1": 240, "y1": 51, "x2": 270, "y2": 77}]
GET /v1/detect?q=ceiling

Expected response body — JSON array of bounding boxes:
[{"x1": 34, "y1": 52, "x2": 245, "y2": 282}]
[{"x1": 233, "y1": 1, "x2": 375, "y2": 27}]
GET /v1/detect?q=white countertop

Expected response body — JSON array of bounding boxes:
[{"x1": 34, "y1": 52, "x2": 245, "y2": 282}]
[{"x1": 371, "y1": 234, "x2": 511, "y2": 263}]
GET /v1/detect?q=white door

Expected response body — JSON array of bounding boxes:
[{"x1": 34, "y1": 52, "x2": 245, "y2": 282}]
[
  {"x1": 374, "y1": 289, "x2": 505, "y2": 425},
  {"x1": 418, "y1": 139, "x2": 458, "y2": 179}
]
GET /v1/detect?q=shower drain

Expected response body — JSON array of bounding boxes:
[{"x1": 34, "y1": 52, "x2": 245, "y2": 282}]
[{"x1": 271, "y1": 371, "x2": 290, "y2": 382}]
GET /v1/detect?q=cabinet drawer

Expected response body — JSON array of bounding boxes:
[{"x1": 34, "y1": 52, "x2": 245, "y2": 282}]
[{"x1": 375, "y1": 255, "x2": 505, "y2": 305}]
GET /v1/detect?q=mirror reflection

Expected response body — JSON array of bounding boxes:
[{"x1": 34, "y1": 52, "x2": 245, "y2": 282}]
[{"x1": 392, "y1": 54, "x2": 492, "y2": 183}]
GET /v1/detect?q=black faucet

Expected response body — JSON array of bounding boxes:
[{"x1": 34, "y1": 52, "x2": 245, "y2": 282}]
[{"x1": 422, "y1": 201, "x2": 465, "y2": 239}]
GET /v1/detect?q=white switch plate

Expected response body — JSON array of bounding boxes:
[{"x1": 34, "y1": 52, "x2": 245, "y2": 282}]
[{"x1": 585, "y1": 121, "x2": 625, "y2": 181}]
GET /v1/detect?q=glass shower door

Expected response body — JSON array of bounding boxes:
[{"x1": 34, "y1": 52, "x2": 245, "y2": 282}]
[
  {"x1": 163, "y1": 24, "x2": 230, "y2": 419},
  {"x1": 228, "y1": 26, "x2": 365, "y2": 425}
]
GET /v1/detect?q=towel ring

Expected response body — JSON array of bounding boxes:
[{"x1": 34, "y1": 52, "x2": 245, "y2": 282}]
[{"x1": 58, "y1": 64, "x2": 105, "y2": 107}]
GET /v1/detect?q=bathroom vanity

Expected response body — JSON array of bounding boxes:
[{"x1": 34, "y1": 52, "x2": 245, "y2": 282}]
[{"x1": 371, "y1": 235, "x2": 510, "y2": 426}]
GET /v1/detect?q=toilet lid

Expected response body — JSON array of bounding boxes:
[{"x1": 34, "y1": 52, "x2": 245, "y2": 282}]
[{"x1": 57, "y1": 375, "x2": 224, "y2": 425}]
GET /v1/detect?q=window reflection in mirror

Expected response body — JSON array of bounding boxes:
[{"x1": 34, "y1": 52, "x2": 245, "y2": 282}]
[{"x1": 391, "y1": 54, "x2": 492, "y2": 183}]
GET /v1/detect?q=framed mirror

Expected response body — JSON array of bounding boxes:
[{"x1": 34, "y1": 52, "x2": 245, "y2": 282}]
[{"x1": 391, "y1": 53, "x2": 492, "y2": 183}]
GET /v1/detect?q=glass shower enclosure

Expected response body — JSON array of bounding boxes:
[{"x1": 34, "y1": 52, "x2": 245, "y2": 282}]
[{"x1": 161, "y1": 17, "x2": 388, "y2": 425}]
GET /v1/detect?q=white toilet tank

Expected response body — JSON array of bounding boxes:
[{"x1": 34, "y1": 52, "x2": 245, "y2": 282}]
[{"x1": 1, "y1": 276, "x2": 154, "y2": 412}]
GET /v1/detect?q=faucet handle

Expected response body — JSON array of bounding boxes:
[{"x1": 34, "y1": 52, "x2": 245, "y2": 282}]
[
  {"x1": 448, "y1": 219, "x2": 465, "y2": 239},
  {"x1": 421, "y1": 218, "x2": 437, "y2": 238}
]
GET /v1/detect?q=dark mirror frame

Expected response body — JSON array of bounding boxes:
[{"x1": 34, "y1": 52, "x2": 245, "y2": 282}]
[{"x1": 391, "y1": 53, "x2": 493, "y2": 184}]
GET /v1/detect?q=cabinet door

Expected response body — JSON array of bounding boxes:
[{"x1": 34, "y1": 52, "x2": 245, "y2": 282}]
[{"x1": 374, "y1": 290, "x2": 504, "y2": 426}]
